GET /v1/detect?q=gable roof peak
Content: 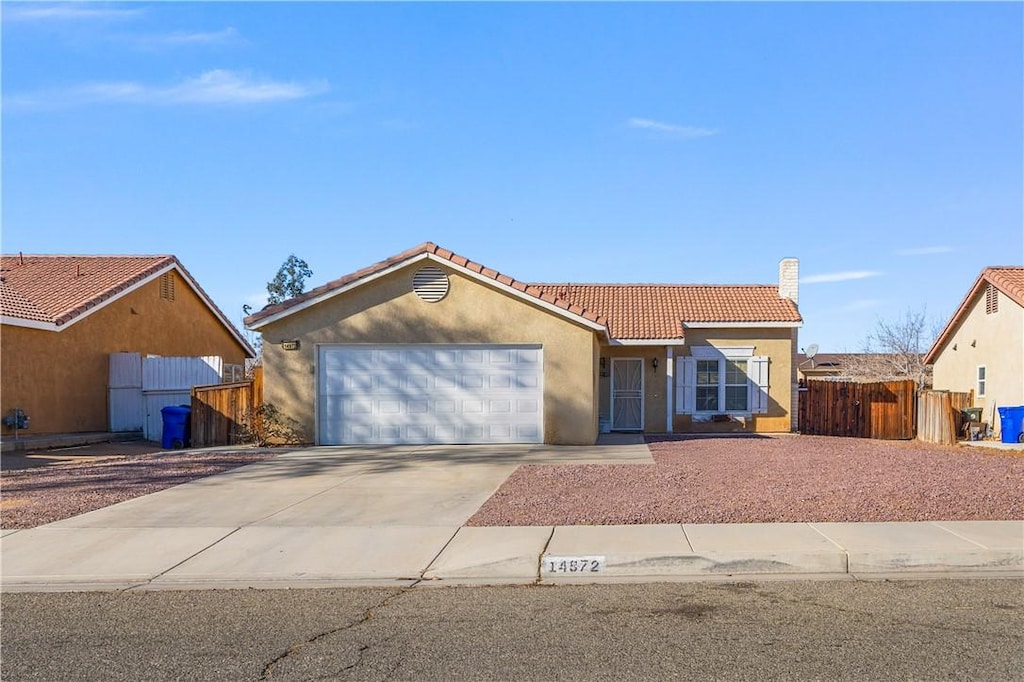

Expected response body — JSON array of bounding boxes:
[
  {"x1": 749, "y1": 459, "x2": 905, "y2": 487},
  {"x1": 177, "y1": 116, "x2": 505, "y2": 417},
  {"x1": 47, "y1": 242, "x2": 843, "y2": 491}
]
[
  {"x1": 923, "y1": 265, "x2": 1024, "y2": 364},
  {"x1": 244, "y1": 242, "x2": 609, "y2": 332},
  {"x1": 1, "y1": 253, "x2": 254, "y2": 356}
]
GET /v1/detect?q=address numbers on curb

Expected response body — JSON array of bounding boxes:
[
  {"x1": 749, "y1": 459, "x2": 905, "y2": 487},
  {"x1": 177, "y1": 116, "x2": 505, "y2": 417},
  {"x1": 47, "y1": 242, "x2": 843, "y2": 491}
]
[{"x1": 542, "y1": 555, "x2": 606, "y2": 574}]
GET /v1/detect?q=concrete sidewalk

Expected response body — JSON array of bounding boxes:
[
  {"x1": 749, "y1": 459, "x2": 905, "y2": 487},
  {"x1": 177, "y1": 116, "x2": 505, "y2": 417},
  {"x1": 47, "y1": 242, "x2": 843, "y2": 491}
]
[{"x1": 2, "y1": 520, "x2": 1020, "y2": 591}]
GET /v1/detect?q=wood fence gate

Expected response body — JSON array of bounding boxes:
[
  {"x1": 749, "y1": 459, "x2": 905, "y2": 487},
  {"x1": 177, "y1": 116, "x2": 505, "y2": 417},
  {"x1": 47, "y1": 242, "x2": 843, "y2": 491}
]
[
  {"x1": 798, "y1": 379, "x2": 916, "y2": 440},
  {"x1": 917, "y1": 390, "x2": 974, "y2": 445},
  {"x1": 190, "y1": 367, "x2": 263, "y2": 447}
]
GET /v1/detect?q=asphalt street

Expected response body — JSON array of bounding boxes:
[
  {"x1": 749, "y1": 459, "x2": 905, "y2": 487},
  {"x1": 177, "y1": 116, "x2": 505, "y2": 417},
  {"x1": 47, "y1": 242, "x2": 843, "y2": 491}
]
[{"x1": 2, "y1": 579, "x2": 1022, "y2": 681}]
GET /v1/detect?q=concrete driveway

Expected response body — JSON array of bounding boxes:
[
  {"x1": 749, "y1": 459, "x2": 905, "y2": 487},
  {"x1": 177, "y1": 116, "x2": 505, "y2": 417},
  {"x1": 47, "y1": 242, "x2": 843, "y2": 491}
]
[{"x1": 1, "y1": 439, "x2": 652, "y2": 589}]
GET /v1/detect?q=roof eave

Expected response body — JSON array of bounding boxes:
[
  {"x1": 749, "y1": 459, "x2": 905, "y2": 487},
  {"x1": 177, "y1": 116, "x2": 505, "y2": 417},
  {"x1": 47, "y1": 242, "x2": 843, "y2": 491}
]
[
  {"x1": 923, "y1": 270, "x2": 989, "y2": 365},
  {"x1": 1, "y1": 259, "x2": 256, "y2": 358},
  {"x1": 0, "y1": 316, "x2": 60, "y2": 331},
  {"x1": 683, "y1": 321, "x2": 803, "y2": 329}
]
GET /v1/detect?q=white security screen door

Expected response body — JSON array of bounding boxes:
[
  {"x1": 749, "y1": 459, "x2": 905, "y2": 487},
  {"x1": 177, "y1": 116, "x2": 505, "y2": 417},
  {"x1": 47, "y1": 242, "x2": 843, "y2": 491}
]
[
  {"x1": 318, "y1": 344, "x2": 543, "y2": 445},
  {"x1": 611, "y1": 358, "x2": 643, "y2": 431}
]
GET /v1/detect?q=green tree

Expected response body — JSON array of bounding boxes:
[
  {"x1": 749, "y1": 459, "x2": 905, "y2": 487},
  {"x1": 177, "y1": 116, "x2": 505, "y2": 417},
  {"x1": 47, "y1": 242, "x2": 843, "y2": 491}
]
[{"x1": 266, "y1": 254, "x2": 313, "y2": 305}]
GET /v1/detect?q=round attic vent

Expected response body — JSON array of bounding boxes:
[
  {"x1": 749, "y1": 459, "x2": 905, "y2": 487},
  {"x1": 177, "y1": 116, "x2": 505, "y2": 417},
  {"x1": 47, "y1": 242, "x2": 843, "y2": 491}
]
[{"x1": 412, "y1": 266, "x2": 449, "y2": 302}]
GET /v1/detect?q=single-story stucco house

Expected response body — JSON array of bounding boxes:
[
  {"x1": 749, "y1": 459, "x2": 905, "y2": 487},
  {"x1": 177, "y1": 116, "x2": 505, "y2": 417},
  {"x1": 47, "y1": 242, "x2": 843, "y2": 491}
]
[
  {"x1": 0, "y1": 254, "x2": 255, "y2": 436},
  {"x1": 924, "y1": 266, "x2": 1024, "y2": 435},
  {"x1": 245, "y1": 243, "x2": 802, "y2": 445}
]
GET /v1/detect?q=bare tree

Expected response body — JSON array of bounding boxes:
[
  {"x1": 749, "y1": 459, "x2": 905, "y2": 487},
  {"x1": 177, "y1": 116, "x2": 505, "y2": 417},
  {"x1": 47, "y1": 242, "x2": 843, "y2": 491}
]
[{"x1": 842, "y1": 308, "x2": 939, "y2": 387}]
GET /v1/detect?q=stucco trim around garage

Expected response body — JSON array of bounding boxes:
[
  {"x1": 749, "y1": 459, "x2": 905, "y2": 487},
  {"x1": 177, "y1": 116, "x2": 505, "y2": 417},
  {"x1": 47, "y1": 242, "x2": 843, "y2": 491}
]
[{"x1": 247, "y1": 249, "x2": 611, "y2": 340}]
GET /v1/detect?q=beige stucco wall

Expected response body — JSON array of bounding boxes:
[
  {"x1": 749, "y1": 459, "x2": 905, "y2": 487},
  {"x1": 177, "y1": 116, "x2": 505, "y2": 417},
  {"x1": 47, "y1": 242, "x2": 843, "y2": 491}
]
[
  {"x1": 0, "y1": 271, "x2": 250, "y2": 435},
  {"x1": 931, "y1": 290, "x2": 1024, "y2": 433},
  {"x1": 257, "y1": 263, "x2": 600, "y2": 445},
  {"x1": 595, "y1": 328, "x2": 796, "y2": 434}
]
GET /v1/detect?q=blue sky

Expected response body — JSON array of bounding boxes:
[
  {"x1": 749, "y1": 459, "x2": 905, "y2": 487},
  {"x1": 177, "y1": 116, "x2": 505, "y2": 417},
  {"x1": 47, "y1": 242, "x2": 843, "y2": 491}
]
[{"x1": 3, "y1": 2, "x2": 1022, "y2": 352}]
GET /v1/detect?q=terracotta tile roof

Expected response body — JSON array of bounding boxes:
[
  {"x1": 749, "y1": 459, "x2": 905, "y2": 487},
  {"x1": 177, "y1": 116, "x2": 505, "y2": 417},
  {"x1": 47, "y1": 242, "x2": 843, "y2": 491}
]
[
  {"x1": 244, "y1": 242, "x2": 802, "y2": 340},
  {"x1": 244, "y1": 242, "x2": 609, "y2": 330},
  {"x1": 925, "y1": 265, "x2": 1024, "y2": 364},
  {"x1": 1, "y1": 254, "x2": 176, "y2": 326},
  {"x1": 1, "y1": 254, "x2": 255, "y2": 356},
  {"x1": 986, "y1": 266, "x2": 1024, "y2": 308},
  {"x1": 530, "y1": 284, "x2": 801, "y2": 339}
]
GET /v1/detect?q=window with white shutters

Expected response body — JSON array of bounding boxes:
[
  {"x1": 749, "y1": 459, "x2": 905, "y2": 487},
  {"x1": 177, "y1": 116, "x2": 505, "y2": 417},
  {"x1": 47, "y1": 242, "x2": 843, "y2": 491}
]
[{"x1": 675, "y1": 348, "x2": 769, "y2": 415}]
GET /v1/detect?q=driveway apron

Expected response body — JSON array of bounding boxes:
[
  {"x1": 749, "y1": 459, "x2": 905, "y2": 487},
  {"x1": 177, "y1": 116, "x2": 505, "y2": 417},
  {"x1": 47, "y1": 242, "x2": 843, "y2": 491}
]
[{"x1": 1, "y1": 441, "x2": 653, "y2": 588}]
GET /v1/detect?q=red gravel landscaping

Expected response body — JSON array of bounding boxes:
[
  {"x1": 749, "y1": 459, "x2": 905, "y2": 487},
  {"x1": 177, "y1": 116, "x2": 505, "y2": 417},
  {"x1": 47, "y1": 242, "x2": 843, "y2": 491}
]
[
  {"x1": 467, "y1": 435, "x2": 1024, "y2": 526},
  {"x1": 1, "y1": 450, "x2": 279, "y2": 529}
]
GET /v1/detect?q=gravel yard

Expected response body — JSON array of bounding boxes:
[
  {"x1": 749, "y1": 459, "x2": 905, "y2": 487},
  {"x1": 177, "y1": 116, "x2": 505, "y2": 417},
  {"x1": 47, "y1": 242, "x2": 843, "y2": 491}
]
[
  {"x1": 467, "y1": 435, "x2": 1024, "y2": 526},
  {"x1": 1, "y1": 450, "x2": 278, "y2": 529}
]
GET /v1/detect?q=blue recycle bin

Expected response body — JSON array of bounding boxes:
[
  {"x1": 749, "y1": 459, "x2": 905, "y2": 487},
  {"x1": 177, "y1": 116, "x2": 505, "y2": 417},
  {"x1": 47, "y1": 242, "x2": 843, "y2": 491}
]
[
  {"x1": 161, "y1": 405, "x2": 192, "y2": 449},
  {"x1": 996, "y1": 406, "x2": 1024, "y2": 444}
]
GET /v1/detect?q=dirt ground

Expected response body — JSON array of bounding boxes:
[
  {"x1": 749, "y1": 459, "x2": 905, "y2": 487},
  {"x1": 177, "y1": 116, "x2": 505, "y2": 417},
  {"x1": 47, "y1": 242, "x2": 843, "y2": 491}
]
[
  {"x1": 1, "y1": 441, "x2": 166, "y2": 471},
  {"x1": 468, "y1": 434, "x2": 1024, "y2": 526},
  {"x1": 1, "y1": 446, "x2": 280, "y2": 529}
]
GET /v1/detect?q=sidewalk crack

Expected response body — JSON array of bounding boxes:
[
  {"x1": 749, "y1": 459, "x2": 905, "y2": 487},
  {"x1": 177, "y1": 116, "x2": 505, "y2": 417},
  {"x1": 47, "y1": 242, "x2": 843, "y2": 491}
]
[
  {"x1": 535, "y1": 526, "x2": 555, "y2": 584},
  {"x1": 124, "y1": 527, "x2": 243, "y2": 590}
]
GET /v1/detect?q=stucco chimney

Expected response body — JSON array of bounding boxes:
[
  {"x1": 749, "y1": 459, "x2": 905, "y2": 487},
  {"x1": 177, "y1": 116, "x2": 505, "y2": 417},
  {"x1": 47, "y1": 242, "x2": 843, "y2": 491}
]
[{"x1": 779, "y1": 258, "x2": 799, "y2": 304}]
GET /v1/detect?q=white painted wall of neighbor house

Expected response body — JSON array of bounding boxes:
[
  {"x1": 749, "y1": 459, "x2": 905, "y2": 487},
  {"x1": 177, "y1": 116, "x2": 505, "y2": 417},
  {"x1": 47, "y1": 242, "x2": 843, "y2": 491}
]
[{"x1": 931, "y1": 289, "x2": 1024, "y2": 433}]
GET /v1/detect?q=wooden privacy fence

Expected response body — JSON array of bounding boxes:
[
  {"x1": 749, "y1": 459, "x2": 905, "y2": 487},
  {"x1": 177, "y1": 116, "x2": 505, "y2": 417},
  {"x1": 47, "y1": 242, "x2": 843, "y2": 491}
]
[
  {"x1": 799, "y1": 379, "x2": 917, "y2": 440},
  {"x1": 917, "y1": 390, "x2": 974, "y2": 445},
  {"x1": 190, "y1": 367, "x2": 263, "y2": 447}
]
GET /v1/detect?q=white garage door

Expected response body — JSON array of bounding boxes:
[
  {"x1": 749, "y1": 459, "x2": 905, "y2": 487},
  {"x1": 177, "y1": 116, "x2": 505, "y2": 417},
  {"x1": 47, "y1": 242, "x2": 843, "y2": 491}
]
[{"x1": 318, "y1": 344, "x2": 544, "y2": 445}]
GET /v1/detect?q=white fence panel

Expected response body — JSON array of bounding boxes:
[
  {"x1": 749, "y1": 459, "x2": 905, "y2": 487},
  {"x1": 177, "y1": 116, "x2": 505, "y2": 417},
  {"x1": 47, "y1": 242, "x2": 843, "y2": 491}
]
[
  {"x1": 109, "y1": 353, "x2": 144, "y2": 431},
  {"x1": 110, "y1": 354, "x2": 224, "y2": 440},
  {"x1": 142, "y1": 356, "x2": 222, "y2": 391},
  {"x1": 110, "y1": 353, "x2": 142, "y2": 388}
]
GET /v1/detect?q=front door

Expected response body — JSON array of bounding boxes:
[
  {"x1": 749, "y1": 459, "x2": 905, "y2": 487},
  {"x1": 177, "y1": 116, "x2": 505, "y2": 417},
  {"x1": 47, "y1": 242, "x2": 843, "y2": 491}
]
[{"x1": 611, "y1": 358, "x2": 643, "y2": 431}]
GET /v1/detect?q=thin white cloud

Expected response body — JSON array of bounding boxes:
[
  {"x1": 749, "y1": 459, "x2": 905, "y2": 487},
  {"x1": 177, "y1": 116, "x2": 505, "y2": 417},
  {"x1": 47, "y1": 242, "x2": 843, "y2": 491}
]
[
  {"x1": 892, "y1": 245, "x2": 954, "y2": 256},
  {"x1": 129, "y1": 27, "x2": 240, "y2": 48},
  {"x1": 627, "y1": 117, "x2": 718, "y2": 139},
  {"x1": 841, "y1": 299, "x2": 884, "y2": 312},
  {"x1": 4, "y1": 4, "x2": 144, "y2": 21},
  {"x1": 801, "y1": 271, "x2": 881, "y2": 284},
  {"x1": 10, "y1": 70, "x2": 329, "y2": 109}
]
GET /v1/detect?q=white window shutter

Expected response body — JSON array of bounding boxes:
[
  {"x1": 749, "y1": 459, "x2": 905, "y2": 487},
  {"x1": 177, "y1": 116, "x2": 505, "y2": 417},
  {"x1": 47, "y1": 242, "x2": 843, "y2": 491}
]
[
  {"x1": 675, "y1": 357, "x2": 696, "y2": 414},
  {"x1": 747, "y1": 356, "x2": 769, "y2": 414}
]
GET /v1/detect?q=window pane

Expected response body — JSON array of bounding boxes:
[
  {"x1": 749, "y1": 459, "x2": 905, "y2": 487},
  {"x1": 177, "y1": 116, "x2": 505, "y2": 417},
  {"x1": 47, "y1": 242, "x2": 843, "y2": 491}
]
[
  {"x1": 697, "y1": 361, "x2": 718, "y2": 386},
  {"x1": 726, "y1": 386, "x2": 748, "y2": 411},
  {"x1": 696, "y1": 387, "x2": 718, "y2": 411},
  {"x1": 725, "y1": 360, "x2": 747, "y2": 384}
]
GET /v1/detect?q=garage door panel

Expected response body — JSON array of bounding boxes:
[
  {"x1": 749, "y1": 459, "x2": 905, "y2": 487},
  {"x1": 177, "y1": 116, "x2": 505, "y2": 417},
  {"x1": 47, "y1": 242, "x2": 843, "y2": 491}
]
[
  {"x1": 517, "y1": 424, "x2": 541, "y2": 440},
  {"x1": 517, "y1": 398, "x2": 540, "y2": 414},
  {"x1": 319, "y1": 344, "x2": 543, "y2": 445}
]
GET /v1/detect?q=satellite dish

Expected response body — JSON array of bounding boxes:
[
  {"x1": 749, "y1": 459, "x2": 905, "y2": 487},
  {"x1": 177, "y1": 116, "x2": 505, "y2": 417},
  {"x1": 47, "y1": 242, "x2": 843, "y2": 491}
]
[{"x1": 805, "y1": 344, "x2": 819, "y2": 360}]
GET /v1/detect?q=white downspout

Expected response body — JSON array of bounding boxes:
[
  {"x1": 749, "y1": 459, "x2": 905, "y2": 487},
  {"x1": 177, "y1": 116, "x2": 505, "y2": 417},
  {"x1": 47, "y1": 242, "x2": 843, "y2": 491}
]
[{"x1": 666, "y1": 346, "x2": 674, "y2": 433}]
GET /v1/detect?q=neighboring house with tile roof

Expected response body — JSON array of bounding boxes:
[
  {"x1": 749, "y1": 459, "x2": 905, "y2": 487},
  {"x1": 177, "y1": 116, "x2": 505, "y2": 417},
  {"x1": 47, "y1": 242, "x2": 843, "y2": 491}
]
[
  {"x1": 245, "y1": 243, "x2": 802, "y2": 445},
  {"x1": 924, "y1": 266, "x2": 1024, "y2": 436},
  {"x1": 1, "y1": 254, "x2": 255, "y2": 436}
]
